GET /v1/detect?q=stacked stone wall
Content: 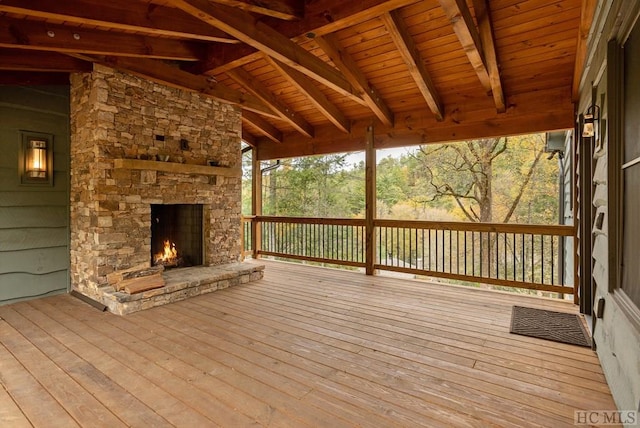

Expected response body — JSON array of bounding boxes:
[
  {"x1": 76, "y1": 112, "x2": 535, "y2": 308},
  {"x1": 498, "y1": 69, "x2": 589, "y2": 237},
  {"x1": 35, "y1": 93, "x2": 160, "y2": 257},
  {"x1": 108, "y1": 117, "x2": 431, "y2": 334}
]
[{"x1": 70, "y1": 65, "x2": 242, "y2": 304}]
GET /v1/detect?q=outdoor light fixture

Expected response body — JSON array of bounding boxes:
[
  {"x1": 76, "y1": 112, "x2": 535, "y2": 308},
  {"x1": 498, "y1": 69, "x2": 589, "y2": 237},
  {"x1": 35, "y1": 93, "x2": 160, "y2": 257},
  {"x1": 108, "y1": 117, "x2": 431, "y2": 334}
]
[
  {"x1": 20, "y1": 132, "x2": 53, "y2": 186},
  {"x1": 582, "y1": 104, "x2": 600, "y2": 139}
]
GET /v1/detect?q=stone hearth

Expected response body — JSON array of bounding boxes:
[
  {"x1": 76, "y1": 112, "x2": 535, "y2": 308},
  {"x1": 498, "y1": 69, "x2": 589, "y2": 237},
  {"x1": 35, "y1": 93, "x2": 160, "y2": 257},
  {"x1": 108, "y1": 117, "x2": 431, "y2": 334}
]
[
  {"x1": 69, "y1": 65, "x2": 262, "y2": 314},
  {"x1": 103, "y1": 263, "x2": 264, "y2": 315}
]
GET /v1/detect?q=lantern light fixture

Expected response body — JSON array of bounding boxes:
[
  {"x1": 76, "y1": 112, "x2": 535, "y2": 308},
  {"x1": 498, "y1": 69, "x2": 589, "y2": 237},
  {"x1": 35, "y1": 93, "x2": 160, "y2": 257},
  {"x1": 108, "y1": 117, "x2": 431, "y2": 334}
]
[
  {"x1": 582, "y1": 104, "x2": 600, "y2": 139},
  {"x1": 20, "y1": 132, "x2": 53, "y2": 186}
]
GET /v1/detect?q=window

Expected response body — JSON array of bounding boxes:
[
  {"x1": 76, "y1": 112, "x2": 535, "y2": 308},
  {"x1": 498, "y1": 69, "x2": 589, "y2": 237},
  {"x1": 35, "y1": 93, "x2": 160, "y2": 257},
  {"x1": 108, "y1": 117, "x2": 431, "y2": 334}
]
[{"x1": 621, "y1": 21, "x2": 640, "y2": 308}]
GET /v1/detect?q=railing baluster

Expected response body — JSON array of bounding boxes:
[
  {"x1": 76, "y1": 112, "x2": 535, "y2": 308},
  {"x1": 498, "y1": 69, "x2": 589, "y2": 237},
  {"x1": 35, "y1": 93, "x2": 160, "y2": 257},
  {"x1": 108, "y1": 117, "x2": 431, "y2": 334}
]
[
  {"x1": 541, "y1": 234, "x2": 545, "y2": 284},
  {"x1": 513, "y1": 233, "x2": 516, "y2": 281},
  {"x1": 428, "y1": 229, "x2": 431, "y2": 271},
  {"x1": 441, "y1": 229, "x2": 444, "y2": 272},
  {"x1": 456, "y1": 230, "x2": 460, "y2": 274},
  {"x1": 421, "y1": 229, "x2": 425, "y2": 270},
  {"x1": 471, "y1": 231, "x2": 475, "y2": 276},
  {"x1": 495, "y1": 232, "x2": 499, "y2": 280},
  {"x1": 403, "y1": 227, "x2": 407, "y2": 267},
  {"x1": 479, "y1": 231, "x2": 483, "y2": 278},
  {"x1": 378, "y1": 226, "x2": 381, "y2": 264},
  {"x1": 435, "y1": 228, "x2": 439, "y2": 272},
  {"x1": 531, "y1": 234, "x2": 535, "y2": 283},
  {"x1": 551, "y1": 235, "x2": 555, "y2": 285},
  {"x1": 396, "y1": 226, "x2": 400, "y2": 267},
  {"x1": 504, "y1": 233, "x2": 507, "y2": 281},
  {"x1": 520, "y1": 233, "x2": 527, "y2": 282},
  {"x1": 449, "y1": 229, "x2": 452, "y2": 273}
]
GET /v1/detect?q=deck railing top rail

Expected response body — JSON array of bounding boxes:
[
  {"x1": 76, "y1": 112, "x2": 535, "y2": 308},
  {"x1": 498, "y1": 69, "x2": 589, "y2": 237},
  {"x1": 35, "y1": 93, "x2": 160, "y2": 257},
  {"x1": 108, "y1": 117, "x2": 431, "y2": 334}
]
[{"x1": 375, "y1": 219, "x2": 575, "y2": 235}]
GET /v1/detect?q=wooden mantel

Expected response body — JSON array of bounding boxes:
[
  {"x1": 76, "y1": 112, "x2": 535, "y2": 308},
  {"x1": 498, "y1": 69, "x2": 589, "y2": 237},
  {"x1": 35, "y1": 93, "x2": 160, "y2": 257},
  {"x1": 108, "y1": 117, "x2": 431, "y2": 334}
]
[{"x1": 113, "y1": 159, "x2": 241, "y2": 177}]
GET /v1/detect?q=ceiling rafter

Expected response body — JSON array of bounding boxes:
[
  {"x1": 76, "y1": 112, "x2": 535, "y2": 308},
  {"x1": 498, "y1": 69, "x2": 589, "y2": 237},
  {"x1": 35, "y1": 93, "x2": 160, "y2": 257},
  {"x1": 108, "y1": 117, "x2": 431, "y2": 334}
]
[
  {"x1": 256, "y1": 87, "x2": 575, "y2": 160},
  {"x1": 438, "y1": 0, "x2": 491, "y2": 93},
  {"x1": 84, "y1": 55, "x2": 276, "y2": 117},
  {"x1": 227, "y1": 67, "x2": 315, "y2": 138},
  {"x1": 165, "y1": 0, "x2": 359, "y2": 101},
  {"x1": 0, "y1": 49, "x2": 92, "y2": 72},
  {"x1": 380, "y1": 10, "x2": 444, "y2": 121},
  {"x1": 265, "y1": 56, "x2": 350, "y2": 134},
  {"x1": 0, "y1": 18, "x2": 204, "y2": 61},
  {"x1": 242, "y1": 111, "x2": 283, "y2": 143},
  {"x1": 0, "y1": 0, "x2": 236, "y2": 43},
  {"x1": 471, "y1": 0, "x2": 505, "y2": 112},
  {"x1": 194, "y1": 0, "x2": 421, "y2": 75},
  {"x1": 314, "y1": 33, "x2": 394, "y2": 126},
  {"x1": 208, "y1": 0, "x2": 303, "y2": 21}
]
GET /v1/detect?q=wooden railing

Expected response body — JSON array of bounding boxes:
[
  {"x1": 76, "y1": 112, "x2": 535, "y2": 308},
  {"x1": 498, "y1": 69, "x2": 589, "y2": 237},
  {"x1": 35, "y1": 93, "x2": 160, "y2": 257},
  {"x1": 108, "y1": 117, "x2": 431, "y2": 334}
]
[
  {"x1": 248, "y1": 216, "x2": 366, "y2": 267},
  {"x1": 242, "y1": 216, "x2": 576, "y2": 295},
  {"x1": 241, "y1": 215, "x2": 254, "y2": 258},
  {"x1": 375, "y1": 219, "x2": 574, "y2": 294}
]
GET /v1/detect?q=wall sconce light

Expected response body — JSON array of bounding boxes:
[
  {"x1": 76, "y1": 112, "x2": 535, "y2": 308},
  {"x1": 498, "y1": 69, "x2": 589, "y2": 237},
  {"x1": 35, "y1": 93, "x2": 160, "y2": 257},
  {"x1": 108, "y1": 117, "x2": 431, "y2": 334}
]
[
  {"x1": 582, "y1": 104, "x2": 600, "y2": 139},
  {"x1": 20, "y1": 131, "x2": 53, "y2": 186}
]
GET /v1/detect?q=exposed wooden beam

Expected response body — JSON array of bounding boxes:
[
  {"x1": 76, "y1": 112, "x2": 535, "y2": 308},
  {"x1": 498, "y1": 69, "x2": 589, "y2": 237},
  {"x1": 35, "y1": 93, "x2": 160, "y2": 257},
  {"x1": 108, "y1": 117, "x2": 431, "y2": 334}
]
[
  {"x1": 381, "y1": 11, "x2": 444, "y2": 121},
  {"x1": 227, "y1": 67, "x2": 314, "y2": 138},
  {"x1": 256, "y1": 87, "x2": 574, "y2": 160},
  {"x1": 572, "y1": 0, "x2": 598, "y2": 101},
  {"x1": 166, "y1": 0, "x2": 357, "y2": 100},
  {"x1": 241, "y1": 128, "x2": 257, "y2": 147},
  {"x1": 0, "y1": 49, "x2": 92, "y2": 72},
  {"x1": 0, "y1": 0, "x2": 236, "y2": 43},
  {"x1": 194, "y1": 0, "x2": 421, "y2": 75},
  {"x1": 90, "y1": 56, "x2": 276, "y2": 117},
  {"x1": 0, "y1": 18, "x2": 204, "y2": 61},
  {"x1": 242, "y1": 111, "x2": 283, "y2": 143},
  {"x1": 438, "y1": 0, "x2": 491, "y2": 92},
  {"x1": 266, "y1": 56, "x2": 350, "y2": 133},
  {"x1": 209, "y1": 0, "x2": 303, "y2": 21},
  {"x1": 314, "y1": 33, "x2": 394, "y2": 126},
  {"x1": 471, "y1": 0, "x2": 505, "y2": 113}
]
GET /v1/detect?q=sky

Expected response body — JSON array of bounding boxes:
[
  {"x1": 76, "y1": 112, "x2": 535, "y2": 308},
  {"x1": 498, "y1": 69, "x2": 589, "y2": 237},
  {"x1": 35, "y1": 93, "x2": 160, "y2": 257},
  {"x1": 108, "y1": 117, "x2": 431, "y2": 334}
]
[{"x1": 344, "y1": 146, "x2": 416, "y2": 166}]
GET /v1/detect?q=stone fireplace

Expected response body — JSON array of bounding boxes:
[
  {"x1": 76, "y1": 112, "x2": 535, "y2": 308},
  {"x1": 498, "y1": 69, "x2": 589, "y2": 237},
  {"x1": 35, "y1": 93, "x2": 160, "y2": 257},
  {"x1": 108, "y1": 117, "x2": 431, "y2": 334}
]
[{"x1": 69, "y1": 65, "x2": 262, "y2": 314}]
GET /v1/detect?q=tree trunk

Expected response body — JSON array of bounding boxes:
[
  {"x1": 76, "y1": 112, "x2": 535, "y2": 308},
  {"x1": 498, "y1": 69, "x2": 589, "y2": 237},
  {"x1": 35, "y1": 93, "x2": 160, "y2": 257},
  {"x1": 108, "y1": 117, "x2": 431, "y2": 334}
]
[{"x1": 480, "y1": 157, "x2": 493, "y2": 279}]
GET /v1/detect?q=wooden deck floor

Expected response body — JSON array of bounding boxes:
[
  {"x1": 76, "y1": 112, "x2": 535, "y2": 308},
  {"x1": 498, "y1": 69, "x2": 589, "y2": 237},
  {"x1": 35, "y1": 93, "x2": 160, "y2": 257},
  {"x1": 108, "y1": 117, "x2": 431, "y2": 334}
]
[{"x1": 0, "y1": 260, "x2": 618, "y2": 427}]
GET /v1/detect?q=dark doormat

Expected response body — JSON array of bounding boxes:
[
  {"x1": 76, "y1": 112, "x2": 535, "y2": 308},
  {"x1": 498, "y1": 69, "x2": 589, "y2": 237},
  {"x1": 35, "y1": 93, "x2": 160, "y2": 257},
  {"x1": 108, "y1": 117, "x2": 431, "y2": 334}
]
[{"x1": 510, "y1": 306, "x2": 592, "y2": 348}]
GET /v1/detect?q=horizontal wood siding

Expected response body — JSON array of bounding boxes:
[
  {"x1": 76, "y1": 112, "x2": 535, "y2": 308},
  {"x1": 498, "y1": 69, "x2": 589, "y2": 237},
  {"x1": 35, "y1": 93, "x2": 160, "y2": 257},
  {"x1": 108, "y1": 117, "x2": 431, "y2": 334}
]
[
  {"x1": 0, "y1": 247, "x2": 69, "y2": 275},
  {"x1": 0, "y1": 85, "x2": 70, "y2": 305}
]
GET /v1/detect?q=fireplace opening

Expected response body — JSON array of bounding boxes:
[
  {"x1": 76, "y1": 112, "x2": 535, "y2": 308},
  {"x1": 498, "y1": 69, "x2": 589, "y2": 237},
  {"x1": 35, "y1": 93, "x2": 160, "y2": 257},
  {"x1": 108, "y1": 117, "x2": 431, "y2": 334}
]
[{"x1": 151, "y1": 204, "x2": 203, "y2": 269}]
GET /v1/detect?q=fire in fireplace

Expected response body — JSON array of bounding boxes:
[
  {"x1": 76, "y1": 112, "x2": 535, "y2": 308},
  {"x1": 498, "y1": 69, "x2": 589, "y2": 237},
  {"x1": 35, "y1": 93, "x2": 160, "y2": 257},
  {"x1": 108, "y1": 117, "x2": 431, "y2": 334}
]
[
  {"x1": 150, "y1": 204, "x2": 203, "y2": 269},
  {"x1": 154, "y1": 240, "x2": 179, "y2": 267}
]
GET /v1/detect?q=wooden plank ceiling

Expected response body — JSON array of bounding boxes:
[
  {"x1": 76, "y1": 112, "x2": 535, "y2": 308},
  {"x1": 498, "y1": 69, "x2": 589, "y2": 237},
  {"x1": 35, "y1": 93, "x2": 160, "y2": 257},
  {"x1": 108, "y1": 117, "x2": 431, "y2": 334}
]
[{"x1": 0, "y1": 0, "x2": 590, "y2": 160}]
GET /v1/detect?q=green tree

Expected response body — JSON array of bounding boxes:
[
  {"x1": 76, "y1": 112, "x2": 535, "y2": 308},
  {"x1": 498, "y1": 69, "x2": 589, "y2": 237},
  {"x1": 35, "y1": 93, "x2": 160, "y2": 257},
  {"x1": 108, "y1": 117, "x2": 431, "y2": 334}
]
[{"x1": 263, "y1": 154, "x2": 362, "y2": 217}]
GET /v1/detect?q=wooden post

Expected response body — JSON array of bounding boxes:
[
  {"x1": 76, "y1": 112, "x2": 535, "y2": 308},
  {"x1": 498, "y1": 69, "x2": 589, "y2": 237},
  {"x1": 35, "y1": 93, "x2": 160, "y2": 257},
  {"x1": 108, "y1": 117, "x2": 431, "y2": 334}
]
[
  {"x1": 365, "y1": 125, "x2": 376, "y2": 275},
  {"x1": 251, "y1": 147, "x2": 262, "y2": 259}
]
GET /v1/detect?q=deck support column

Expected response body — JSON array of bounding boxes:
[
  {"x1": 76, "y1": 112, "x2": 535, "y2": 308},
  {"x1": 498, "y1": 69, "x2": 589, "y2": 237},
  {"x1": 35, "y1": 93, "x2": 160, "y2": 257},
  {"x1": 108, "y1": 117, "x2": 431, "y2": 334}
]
[
  {"x1": 365, "y1": 124, "x2": 376, "y2": 275},
  {"x1": 251, "y1": 147, "x2": 262, "y2": 259}
]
